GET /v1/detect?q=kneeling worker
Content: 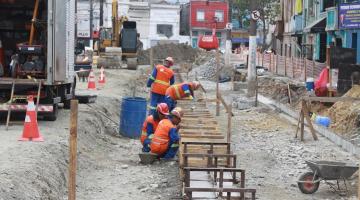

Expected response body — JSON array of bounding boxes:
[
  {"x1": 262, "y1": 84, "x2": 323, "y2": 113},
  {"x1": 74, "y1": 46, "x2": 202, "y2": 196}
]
[
  {"x1": 141, "y1": 103, "x2": 170, "y2": 152},
  {"x1": 165, "y1": 81, "x2": 200, "y2": 111},
  {"x1": 150, "y1": 107, "x2": 183, "y2": 159}
]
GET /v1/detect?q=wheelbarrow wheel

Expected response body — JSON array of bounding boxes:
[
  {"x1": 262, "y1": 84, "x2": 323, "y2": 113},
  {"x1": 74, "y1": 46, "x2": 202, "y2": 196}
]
[{"x1": 298, "y1": 172, "x2": 320, "y2": 194}]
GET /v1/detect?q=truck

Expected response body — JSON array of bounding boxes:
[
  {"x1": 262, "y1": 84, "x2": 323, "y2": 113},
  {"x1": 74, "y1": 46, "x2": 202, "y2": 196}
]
[{"x1": 0, "y1": 0, "x2": 76, "y2": 122}]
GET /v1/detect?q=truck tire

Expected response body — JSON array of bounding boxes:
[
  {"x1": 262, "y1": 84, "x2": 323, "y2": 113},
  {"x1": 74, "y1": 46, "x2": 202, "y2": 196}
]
[{"x1": 44, "y1": 104, "x2": 58, "y2": 121}]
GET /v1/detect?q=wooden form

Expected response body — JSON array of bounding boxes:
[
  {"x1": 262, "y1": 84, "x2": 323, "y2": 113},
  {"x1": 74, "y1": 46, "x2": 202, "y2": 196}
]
[
  {"x1": 295, "y1": 99, "x2": 318, "y2": 141},
  {"x1": 68, "y1": 100, "x2": 78, "y2": 200},
  {"x1": 183, "y1": 167, "x2": 256, "y2": 200},
  {"x1": 303, "y1": 96, "x2": 360, "y2": 103}
]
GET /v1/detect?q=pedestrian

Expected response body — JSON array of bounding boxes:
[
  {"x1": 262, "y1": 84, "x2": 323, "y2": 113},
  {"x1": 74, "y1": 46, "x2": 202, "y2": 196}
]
[
  {"x1": 164, "y1": 81, "x2": 200, "y2": 111},
  {"x1": 147, "y1": 57, "x2": 175, "y2": 115},
  {"x1": 140, "y1": 103, "x2": 169, "y2": 152},
  {"x1": 150, "y1": 107, "x2": 183, "y2": 160}
]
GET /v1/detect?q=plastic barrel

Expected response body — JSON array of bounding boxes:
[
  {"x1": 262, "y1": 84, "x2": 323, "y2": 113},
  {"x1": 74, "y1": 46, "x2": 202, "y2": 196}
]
[
  {"x1": 315, "y1": 116, "x2": 331, "y2": 127},
  {"x1": 120, "y1": 97, "x2": 147, "y2": 138},
  {"x1": 306, "y1": 78, "x2": 315, "y2": 91}
]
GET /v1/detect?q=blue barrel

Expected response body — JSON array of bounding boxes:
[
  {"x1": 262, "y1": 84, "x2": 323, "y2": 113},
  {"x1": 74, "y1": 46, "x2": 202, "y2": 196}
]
[
  {"x1": 120, "y1": 97, "x2": 147, "y2": 138},
  {"x1": 306, "y1": 78, "x2": 315, "y2": 91},
  {"x1": 315, "y1": 116, "x2": 331, "y2": 127}
]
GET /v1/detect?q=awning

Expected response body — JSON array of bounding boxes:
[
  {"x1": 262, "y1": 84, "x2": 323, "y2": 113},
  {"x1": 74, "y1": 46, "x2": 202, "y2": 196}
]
[{"x1": 303, "y1": 16, "x2": 326, "y2": 33}]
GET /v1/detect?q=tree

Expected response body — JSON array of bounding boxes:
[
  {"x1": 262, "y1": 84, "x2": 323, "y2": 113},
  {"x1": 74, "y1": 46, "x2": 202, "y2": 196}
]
[{"x1": 231, "y1": 0, "x2": 280, "y2": 51}]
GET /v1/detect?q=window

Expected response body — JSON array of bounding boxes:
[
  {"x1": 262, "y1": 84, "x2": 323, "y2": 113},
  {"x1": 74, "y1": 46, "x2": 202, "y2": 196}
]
[
  {"x1": 216, "y1": 32, "x2": 222, "y2": 38},
  {"x1": 192, "y1": 31, "x2": 198, "y2": 36},
  {"x1": 196, "y1": 10, "x2": 205, "y2": 21},
  {"x1": 157, "y1": 24, "x2": 173, "y2": 38},
  {"x1": 215, "y1": 10, "x2": 224, "y2": 22}
]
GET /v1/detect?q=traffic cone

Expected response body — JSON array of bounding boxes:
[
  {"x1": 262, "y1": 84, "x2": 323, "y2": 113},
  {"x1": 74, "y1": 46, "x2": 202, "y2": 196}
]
[
  {"x1": 98, "y1": 66, "x2": 106, "y2": 85},
  {"x1": 87, "y1": 69, "x2": 96, "y2": 90},
  {"x1": 19, "y1": 96, "x2": 44, "y2": 142}
]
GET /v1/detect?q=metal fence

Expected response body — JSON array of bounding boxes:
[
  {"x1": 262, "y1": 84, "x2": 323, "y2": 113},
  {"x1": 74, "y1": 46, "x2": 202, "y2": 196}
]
[{"x1": 256, "y1": 53, "x2": 326, "y2": 82}]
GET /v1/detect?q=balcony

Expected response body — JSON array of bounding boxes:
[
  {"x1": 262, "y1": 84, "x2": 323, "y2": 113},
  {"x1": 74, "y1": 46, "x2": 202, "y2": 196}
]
[
  {"x1": 291, "y1": 15, "x2": 304, "y2": 33},
  {"x1": 325, "y1": 7, "x2": 337, "y2": 31}
]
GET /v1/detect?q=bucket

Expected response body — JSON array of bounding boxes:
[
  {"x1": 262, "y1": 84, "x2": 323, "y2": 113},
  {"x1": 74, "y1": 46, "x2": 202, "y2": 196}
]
[
  {"x1": 315, "y1": 116, "x2": 331, "y2": 127},
  {"x1": 119, "y1": 97, "x2": 147, "y2": 138},
  {"x1": 306, "y1": 78, "x2": 314, "y2": 91}
]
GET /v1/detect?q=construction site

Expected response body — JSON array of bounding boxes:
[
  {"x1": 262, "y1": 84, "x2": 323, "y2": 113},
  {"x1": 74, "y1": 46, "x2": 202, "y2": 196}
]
[{"x1": 1, "y1": 0, "x2": 360, "y2": 200}]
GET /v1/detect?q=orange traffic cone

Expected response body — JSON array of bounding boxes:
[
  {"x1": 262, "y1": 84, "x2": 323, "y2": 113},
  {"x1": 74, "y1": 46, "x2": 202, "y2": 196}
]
[
  {"x1": 19, "y1": 96, "x2": 44, "y2": 142},
  {"x1": 87, "y1": 69, "x2": 96, "y2": 90},
  {"x1": 98, "y1": 66, "x2": 106, "y2": 85}
]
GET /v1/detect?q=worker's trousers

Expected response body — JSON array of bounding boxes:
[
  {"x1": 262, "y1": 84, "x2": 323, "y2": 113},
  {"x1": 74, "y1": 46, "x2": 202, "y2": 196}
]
[
  {"x1": 162, "y1": 140, "x2": 179, "y2": 159},
  {"x1": 164, "y1": 96, "x2": 177, "y2": 112},
  {"x1": 149, "y1": 92, "x2": 165, "y2": 115}
]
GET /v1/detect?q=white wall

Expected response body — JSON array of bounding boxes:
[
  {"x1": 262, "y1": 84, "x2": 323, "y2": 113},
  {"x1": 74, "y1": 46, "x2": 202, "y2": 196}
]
[{"x1": 148, "y1": 4, "x2": 181, "y2": 48}]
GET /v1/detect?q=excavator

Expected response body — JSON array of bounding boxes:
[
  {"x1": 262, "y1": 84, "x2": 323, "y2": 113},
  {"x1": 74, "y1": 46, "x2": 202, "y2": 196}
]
[{"x1": 97, "y1": 0, "x2": 138, "y2": 70}]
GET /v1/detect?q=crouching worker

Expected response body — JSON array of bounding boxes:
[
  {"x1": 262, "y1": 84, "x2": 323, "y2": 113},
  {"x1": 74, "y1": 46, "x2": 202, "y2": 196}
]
[
  {"x1": 140, "y1": 103, "x2": 169, "y2": 152},
  {"x1": 150, "y1": 107, "x2": 183, "y2": 159},
  {"x1": 165, "y1": 81, "x2": 200, "y2": 111}
]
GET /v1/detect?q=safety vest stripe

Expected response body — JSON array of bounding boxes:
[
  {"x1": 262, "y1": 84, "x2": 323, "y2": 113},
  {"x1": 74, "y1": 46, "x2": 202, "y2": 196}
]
[
  {"x1": 141, "y1": 131, "x2": 147, "y2": 136},
  {"x1": 174, "y1": 85, "x2": 181, "y2": 99},
  {"x1": 148, "y1": 105, "x2": 156, "y2": 110},
  {"x1": 154, "y1": 79, "x2": 170, "y2": 86},
  {"x1": 149, "y1": 75, "x2": 156, "y2": 81},
  {"x1": 148, "y1": 134, "x2": 154, "y2": 139},
  {"x1": 153, "y1": 137, "x2": 168, "y2": 142},
  {"x1": 171, "y1": 144, "x2": 179, "y2": 148}
]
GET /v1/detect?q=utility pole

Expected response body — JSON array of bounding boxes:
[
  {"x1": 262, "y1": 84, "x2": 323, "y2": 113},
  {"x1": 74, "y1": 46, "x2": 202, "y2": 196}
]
[
  {"x1": 89, "y1": 0, "x2": 93, "y2": 48},
  {"x1": 247, "y1": 0, "x2": 257, "y2": 97},
  {"x1": 100, "y1": 0, "x2": 104, "y2": 27}
]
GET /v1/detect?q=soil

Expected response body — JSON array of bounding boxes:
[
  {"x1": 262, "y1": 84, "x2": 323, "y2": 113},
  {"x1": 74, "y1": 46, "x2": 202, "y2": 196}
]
[
  {"x1": 0, "y1": 67, "x2": 180, "y2": 200},
  {"x1": 201, "y1": 80, "x2": 359, "y2": 200}
]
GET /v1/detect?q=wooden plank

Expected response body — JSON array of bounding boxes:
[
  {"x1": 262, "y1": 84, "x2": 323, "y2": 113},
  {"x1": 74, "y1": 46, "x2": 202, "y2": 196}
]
[
  {"x1": 218, "y1": 93, "x2": 235, "y2": 116},
  {"x1": 302, "y1": 101, "x2": 318, "y2": 140}
]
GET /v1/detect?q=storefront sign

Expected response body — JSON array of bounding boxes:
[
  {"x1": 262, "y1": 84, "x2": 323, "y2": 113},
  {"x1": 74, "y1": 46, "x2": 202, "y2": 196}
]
[{"x1": 339, "y1": 3, "x2": 360, "y2": 29}]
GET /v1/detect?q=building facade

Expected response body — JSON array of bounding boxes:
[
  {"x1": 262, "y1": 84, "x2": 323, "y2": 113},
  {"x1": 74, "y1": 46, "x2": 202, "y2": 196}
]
[{"x1": 189, "y1": 0, "x2": 229, "y2": 50}]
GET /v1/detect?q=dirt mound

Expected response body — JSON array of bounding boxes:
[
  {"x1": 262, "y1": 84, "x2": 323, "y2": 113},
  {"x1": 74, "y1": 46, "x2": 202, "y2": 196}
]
[
  {"x1": 137, "y1": 43, "x2": 202, "y2": 65},
  {"x1": 327, "y1": 85, "x2": 360, "y2": 136}
]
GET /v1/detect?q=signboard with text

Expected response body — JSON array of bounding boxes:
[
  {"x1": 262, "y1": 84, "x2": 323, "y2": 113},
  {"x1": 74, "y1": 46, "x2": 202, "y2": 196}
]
[{"x1": 339, "y1": 3, "x2": 360, "y2": 29}]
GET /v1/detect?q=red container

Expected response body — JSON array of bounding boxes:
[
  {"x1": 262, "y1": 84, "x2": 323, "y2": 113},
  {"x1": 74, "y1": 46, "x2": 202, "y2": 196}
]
[{"x1": 198, "y1": 34, "x2": 219, "y2": 50}]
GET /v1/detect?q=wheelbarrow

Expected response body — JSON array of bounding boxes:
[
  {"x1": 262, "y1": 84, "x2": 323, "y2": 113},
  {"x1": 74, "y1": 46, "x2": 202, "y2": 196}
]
[{"x1": 297, "y1": 160, "x2": 358, "y2": 195}]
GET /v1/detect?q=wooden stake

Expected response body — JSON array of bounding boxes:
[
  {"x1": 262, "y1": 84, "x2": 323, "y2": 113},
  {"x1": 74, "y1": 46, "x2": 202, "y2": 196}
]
[
  {"x1": 216, "y1": 50, "x2": 220, "y2": 116},
  {"x1": 227, "y1": 103, "x2": 232, "y2": 143},
  {"x1": 302, "y1": 101, "x2": 318, "y2": 140},
  {"x1": 68, "y1": 100, "x2": 78, "y2": 200},
  {"x1": 287, "y1": 83, "x2": 292, "y2": 104}
]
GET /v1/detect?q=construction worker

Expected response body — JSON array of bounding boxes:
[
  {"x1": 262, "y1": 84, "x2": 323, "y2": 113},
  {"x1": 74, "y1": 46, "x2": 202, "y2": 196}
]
[
  {"x1": 165, "y1": 81, "x2": 200, "y2": 111},
  {"x1": 140, "y1": 103, "x2": 169, "y2": 152},
  {"x1": 150, "y1": 107, "x2": 183, "y2": 159},
  {"x1": 147, "y1": 57, "x2": 175, "y2": 115}
]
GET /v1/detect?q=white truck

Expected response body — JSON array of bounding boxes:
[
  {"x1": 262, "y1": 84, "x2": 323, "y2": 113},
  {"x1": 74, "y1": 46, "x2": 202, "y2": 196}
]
[{"x1": 0, "y1": 0, "x2": 76, "y2": 121}]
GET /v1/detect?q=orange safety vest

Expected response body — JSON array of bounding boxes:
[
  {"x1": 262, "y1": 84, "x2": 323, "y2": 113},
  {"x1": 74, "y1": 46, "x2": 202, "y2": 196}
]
[
  {"x1": 140, "y1": 115, "x2": 159, "y2": 145},
  {"x1": 150, "y1": 119, "x2": 175, "y2": 155},
  {"x1": 150, "y1": 65, "x2": 174, "y2": 95},
  {"x1": 165, "y1": 83, "x2": 191, "y2": 100}
]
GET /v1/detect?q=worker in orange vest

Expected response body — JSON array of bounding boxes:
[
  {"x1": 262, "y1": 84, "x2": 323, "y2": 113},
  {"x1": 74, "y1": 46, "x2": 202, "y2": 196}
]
[
  {"x1": 150, "y1": 107, "x2": 183, "y2": 159},
  {"x1": 147, "y1": 57, "x2": 175, "y2": 115},
  {"x1": 165, "y1": 81, "x2": 200, "y2": 111},
  {"x1": 140, "y1": 103, "x2": 169, "y2": 152}
]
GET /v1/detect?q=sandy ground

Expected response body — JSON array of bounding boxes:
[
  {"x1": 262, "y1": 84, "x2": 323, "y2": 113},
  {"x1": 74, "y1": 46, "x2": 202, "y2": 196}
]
[
  {"x1": 200, "y1": 80, "x2": 359, "y2": 200},
  {"x1": 0, "y1": 64, "x2": 359, "y2": 200},
  {"x1": 0, "y1": 67, "x2": 180, "y2": 200}
]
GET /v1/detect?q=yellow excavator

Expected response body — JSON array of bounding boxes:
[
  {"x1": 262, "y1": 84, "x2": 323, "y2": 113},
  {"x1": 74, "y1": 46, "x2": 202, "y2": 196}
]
[{"x1": 97, "y1": 0, "x2": 138, "y2": 69}]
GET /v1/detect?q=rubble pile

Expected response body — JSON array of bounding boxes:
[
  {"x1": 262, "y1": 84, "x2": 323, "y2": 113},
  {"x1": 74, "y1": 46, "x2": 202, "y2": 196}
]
[
  {"x1": 137, "y1": 43, "x2": 201, "y2": 65},
  {"x1": 327, "y1": 85, "x2": 360, "y2": 136},
  {"x1": 188, "y1": 53, "x2": 232, "y2": 81},
  {"x1": 257, "y1": 76, "x2": 306, "y2": 106}
]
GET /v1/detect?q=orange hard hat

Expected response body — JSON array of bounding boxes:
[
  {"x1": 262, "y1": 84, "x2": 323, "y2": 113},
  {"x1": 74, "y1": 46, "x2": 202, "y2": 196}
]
[
  {"x1": 171, "y1": 107, "x2": 183, "y2": 119},
  {"x1": 157, "y1": 103, "x2": 170, "y2": 115},
  {"x1": 165, "y1": 57, "x2": 174, "y2": 64}
]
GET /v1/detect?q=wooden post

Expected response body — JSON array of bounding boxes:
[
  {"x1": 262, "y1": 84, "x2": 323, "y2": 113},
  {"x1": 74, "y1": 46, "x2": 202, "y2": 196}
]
[
  {"x1": 29, "y1": 0, "x2": 40, "y2": 45},
  {"x1": 269, "y1": 53, "x2": 272, "y2": 72},
  {"x1": 276, "y1": 55, "x2": 278, "y2": 74},
  {"x1": 284, "y1": 56, "x2": 287, "y2": 76},
  {"x1": 304, "y1": 58, "x2": 307, "y2": 82},
  {"x1": 68, "y1": 100, "x2": 78, "y2": 200},
  {"x1": 216, "y1": 50, "x2": 220, "y2": 116},
  {"x1": 150, "y1": 47, "x2": 154, "y2": 68},
  {"x1": 227, "y1": 103, "x2": 232, "y2": 143}
]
